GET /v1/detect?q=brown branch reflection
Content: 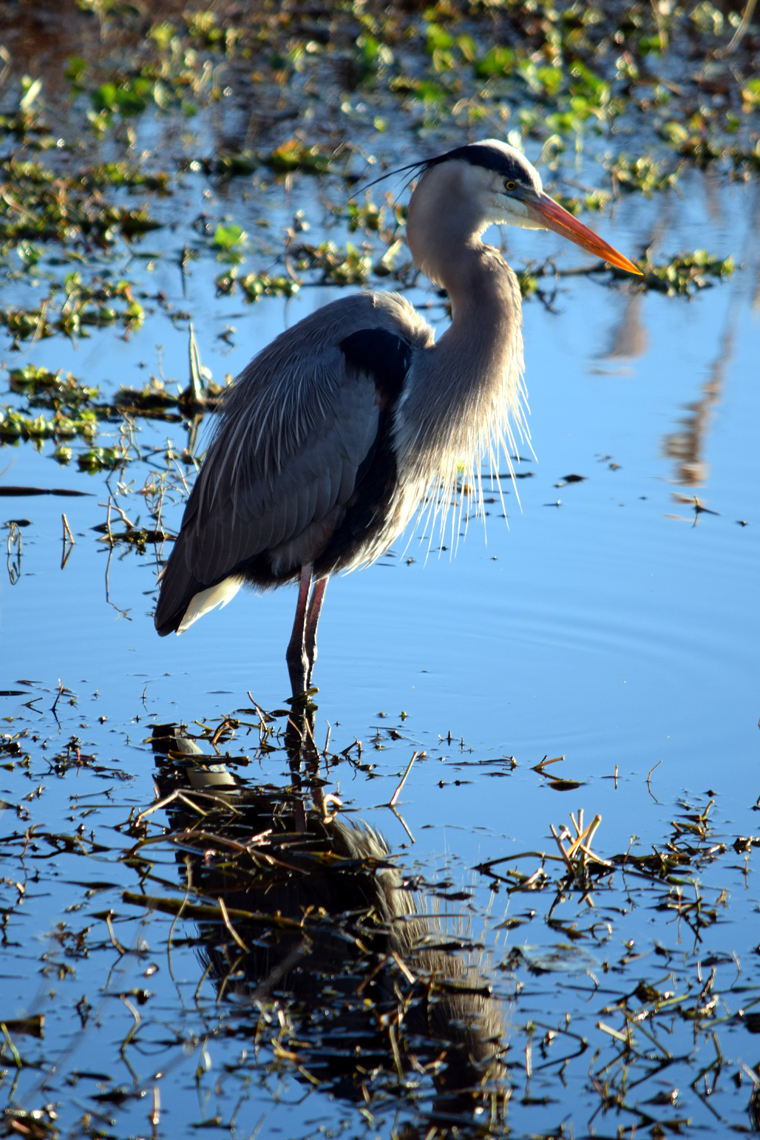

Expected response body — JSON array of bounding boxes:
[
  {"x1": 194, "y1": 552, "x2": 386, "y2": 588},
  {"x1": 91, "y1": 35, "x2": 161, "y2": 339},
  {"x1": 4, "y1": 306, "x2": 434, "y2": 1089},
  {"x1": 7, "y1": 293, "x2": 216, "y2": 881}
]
[
  {"x1": 598, "y1": 188, "x2": 759, "y2": 489},
  {"x1": 662, "y1": 181, "x2": 760, "y2": 488},
  {"x1": 661, "y1": 327, "x2": 731, "y2": 488}
]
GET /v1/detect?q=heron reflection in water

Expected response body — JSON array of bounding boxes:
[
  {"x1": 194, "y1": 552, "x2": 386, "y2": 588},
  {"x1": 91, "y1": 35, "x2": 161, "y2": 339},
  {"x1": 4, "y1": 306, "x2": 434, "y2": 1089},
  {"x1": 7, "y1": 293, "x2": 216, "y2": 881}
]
[
  {"x1": 154, "y1": 139, "x2": 640, "y2": 694},
  {"x1": 149, "y1": 723, "x2": 510, "y2": 1129}
]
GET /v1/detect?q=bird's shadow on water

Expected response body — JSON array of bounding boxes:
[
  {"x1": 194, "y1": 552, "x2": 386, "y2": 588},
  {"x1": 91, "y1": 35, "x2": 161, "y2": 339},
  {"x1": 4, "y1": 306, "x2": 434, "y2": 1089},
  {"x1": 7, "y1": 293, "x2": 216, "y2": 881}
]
[{"x1": 132, "y1": 713, "x2": 511, "y2": 1136}]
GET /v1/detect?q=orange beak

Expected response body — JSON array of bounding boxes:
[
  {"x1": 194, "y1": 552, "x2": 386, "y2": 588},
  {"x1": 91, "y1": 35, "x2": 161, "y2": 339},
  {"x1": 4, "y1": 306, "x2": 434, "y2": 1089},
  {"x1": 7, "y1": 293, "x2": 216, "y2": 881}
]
[{"x1": 522, "y1": 190, "x2": 642, "y2": 276}]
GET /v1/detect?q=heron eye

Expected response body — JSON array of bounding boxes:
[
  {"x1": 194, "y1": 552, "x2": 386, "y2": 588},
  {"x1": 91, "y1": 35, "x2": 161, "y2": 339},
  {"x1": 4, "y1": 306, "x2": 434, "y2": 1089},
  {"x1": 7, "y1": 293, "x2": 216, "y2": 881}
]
[{"x1": 504, "y1": 180, "x2": 516, "y2": 191}]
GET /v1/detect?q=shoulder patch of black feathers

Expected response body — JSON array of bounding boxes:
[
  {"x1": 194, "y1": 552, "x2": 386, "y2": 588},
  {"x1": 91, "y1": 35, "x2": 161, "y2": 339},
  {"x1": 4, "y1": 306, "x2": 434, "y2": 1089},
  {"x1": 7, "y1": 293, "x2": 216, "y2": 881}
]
[{"x1": 340, "y1": 328, "x2": 411, "y2": 404}]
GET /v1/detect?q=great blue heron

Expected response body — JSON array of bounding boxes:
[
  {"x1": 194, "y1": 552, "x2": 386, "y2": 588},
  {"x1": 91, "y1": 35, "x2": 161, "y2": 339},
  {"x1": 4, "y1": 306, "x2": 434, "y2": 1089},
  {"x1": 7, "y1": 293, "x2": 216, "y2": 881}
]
[{"x1": 155, "y1": 139, "x2": 639, "y2": 695}]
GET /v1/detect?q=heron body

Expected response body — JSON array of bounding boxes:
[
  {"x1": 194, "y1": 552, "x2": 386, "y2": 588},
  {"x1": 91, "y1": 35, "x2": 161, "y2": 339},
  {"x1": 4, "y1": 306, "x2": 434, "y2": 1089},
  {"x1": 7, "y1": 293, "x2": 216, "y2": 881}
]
[{"x1": 155, "y1": 139, "x2": 639, "y2": 694}]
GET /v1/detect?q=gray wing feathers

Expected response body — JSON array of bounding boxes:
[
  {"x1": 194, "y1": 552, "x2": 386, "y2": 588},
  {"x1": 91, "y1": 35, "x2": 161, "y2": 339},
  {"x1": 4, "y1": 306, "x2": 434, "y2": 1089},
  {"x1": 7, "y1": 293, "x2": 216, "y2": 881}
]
[
  {"x1": 159, "y1": 292, "x2": 433, "y2": 622},
  {"x1": 180, "y1": 345, "x2": 382, "y2": 585}
]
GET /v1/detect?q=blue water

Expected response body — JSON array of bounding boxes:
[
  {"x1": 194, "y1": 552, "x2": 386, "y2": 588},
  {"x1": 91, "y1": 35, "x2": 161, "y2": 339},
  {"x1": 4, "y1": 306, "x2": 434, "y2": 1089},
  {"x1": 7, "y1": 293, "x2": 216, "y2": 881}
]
[{"x1": 1, "y1": 163, "x2": 759, "y2": 1138}]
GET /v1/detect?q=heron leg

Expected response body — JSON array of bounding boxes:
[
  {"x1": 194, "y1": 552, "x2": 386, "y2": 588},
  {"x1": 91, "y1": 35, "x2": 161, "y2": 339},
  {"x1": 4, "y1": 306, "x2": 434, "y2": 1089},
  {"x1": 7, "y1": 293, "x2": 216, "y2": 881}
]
[
  {"x1": 304, "y1": 577, "x2": 328, "y2": 689},
  {"x1": 285, "y1": 563, "x2": 313, "y2": 698}
]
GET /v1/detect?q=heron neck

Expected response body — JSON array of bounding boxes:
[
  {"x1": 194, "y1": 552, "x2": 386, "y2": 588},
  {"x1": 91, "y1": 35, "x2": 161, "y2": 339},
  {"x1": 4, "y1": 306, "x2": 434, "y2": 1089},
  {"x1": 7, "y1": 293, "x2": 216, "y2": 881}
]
[
  {"x1": 437, "y1": 240, "x2": 518, "y2": 350},
  {"x1": 393, "y1": 235, "x2": 524, "y2": 481},
  {"x1": 414, "y1": 237, "x2": 522, "y2": 400},
  {"x1": 406, "y1": 190, "x2": 519, "y2": 357},
  {"x1": 392, "y1": 164, "x2": 527, "y2": 504}
]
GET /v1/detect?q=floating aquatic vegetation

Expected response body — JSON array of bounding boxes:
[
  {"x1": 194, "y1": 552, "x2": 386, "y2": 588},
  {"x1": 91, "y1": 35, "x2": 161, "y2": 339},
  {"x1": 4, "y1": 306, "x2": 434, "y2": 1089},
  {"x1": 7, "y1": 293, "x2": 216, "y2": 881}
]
[
  {"x1": 291, "y1": 240, "x2": 374, "y2": 285},
  {"x1": 265, "y1": 140, "x2": 334, "y2": 176},
  {"x1": 0, "y1": 406, "x2": 97, "y2": 446},
  {"x1": 237, "y1": 271, "x2": 299, "y2": 301},
  {"x1": 606, "y1": 153, "x2": 680, "y2": 195},
  {"x1": 512, "y1": 247, "x2": 733, "y2": 304},
  {"x1": 7, "y1": 366, "x2": 98, "y2": 411},
  {"x1": 0, "y1": 160, "x2": 163, "y2": 249},
  {"x1": 80, "y1": 163, "x2": 171, "y2": 192},
  {"x1": 0, "y1": 277, "x2": 144, "y2": 348},
  {"x1": 0, "y1": 0, "x2": 749, "y2": 192},
  {"x1": 637, "y1": 249, "x2": 735, "y2": 295}
]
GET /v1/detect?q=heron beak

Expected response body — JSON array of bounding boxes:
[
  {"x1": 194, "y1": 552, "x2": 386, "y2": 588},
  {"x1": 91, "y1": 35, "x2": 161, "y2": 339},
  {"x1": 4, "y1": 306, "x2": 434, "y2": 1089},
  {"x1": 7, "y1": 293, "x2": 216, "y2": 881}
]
[{"x1": 523, "y1": 190, "x2": 642, "y2": 276}]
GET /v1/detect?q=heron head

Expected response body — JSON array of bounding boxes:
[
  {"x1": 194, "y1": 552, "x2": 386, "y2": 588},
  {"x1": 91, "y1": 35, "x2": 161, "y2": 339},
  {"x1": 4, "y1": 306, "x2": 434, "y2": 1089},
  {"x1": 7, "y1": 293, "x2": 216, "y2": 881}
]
[
  {"x1": 410, "y1": 138, "x2": 641, "y2": 276},
  {"x1": 422, "y1": 139, "x2": 544, "y2": 228}
]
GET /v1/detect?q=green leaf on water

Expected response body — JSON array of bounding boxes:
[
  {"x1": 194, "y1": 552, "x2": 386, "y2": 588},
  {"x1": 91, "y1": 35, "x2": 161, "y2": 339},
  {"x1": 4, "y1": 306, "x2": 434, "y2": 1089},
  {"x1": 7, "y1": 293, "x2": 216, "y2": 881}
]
[{"x1": 213, "y1": 223, "x2": 247, "y2": 250}]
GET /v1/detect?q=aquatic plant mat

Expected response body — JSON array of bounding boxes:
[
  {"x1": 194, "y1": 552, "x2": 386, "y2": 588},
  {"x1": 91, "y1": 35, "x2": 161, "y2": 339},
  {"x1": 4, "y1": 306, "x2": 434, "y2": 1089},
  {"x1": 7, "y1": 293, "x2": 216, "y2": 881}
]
[{"x1": 0, "y1": 695, "x2": 759, "y2": 1138}]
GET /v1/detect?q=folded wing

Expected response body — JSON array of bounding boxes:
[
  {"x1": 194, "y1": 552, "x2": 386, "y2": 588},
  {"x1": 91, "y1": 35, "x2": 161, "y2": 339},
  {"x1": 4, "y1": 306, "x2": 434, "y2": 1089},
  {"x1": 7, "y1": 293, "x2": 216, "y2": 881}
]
[{"x1": 154, "y1": 298, "x2": 423, "y2": 636}]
